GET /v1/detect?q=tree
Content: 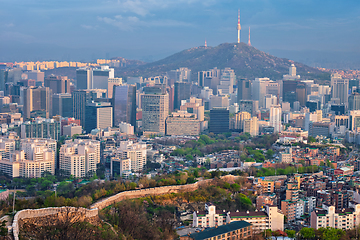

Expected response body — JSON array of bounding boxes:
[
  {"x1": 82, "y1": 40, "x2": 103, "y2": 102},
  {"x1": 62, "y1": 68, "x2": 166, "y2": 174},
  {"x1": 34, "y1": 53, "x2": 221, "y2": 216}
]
[
  {"x1": 0, "y1": 220, "x2": 7, "y2": 237},
  {"x1": 285, "y1": 229, "x2": 296, "y2": 239},
  {"x1": 299, "y1": 227, "x2": 315, "y2": 240}
]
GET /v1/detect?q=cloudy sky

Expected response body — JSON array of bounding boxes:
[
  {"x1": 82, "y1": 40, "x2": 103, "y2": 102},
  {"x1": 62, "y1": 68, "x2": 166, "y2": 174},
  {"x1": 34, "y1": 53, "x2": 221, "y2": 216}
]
[{"x1": 0, "y1": 0, "x2": 359, "y2": 64}]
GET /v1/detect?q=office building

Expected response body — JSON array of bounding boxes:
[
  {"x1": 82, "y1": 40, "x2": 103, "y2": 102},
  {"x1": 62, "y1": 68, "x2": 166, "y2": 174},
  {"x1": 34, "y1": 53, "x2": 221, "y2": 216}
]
[
  {"x1": 112, "y1": 85, "x2": 136, "y2": 129},
  {"x1": 349, "y1": 93, "x2": 360, "y2": 110},
  {"x1": 110, "y1": 157, "x2": 131, "y2": 178},
  {"x1": 72, "y1": 89, "x2": 102, "y2": 127},
  {"x1": 174, "y1": 82, "x2": 191, "y2": 110},
  {"x1": 217, "y1": 68, "x2": 235, "y2": 94},
  {"x1": 331, "y1": 73, "x2": 349, "y2": 107},
  {"x1": 141, "y1": 88, "x2": 169, "y2": 136},
  {"x1": 209, "y1": 108, "x2": 229, "y2": 134},
  {"x1": 18, "y1": 118, "x2": 61, "y2": 140},
  {"x1": 85, "y1": 102, "x2": 113, "y2": 133},
  {"x1": 280, "y1": 147, "x2": 292, "y2": 163},
  {"x1": 210, "y1": 95, "x2": 229, "y2": 109},
  {"x1": 252, "y1": 78, "x2": 271, "y2": 108},
  {"x1": 237, "y1": 78, "x2": 251, "y2": 101},
  {"x1": 63, "y1": 124, "x2": 82, "y2": 137},
  {"x1": 265, "y1": 94, "x2": 278, "y2": 109},
  {"x1": 167, "y1": 67, "x2": 191, "y2": 84},
  {"x1": 166, "y1": 111, "x2": 200, "y2": 136},
  {"x1": 23, "y1": 86, "x2": 52, "y2": 119},
  {"x1": 76, "y1": 68, "x2": 92, "y2": 90},
  {"x1": 92, "y1": 65, "x2": 115, "y2": 90},
  {"x1": 44, "y1": 75, "x2": 70, "y2": 94},
  {"x1": 234, "y1": 111, "x2": 251, "y2": 131},
  {"x1": 239, "y1": 100, "x2": 259, "y2": 117},
  {"x1": 269, "y1": 105, "x2": 282, "y2": 133},
  {"x1": 25, "y1": 70, "x2": 45, "y2": 83},
  {"x1": 52, "y1": 93, "x2": 72, "y2": 118},
  {"x1": 283, "y1": 64, "x2": 300, "y2": 80},
  {"x1": 107, "y1": 77, "x2": 122, "y2": 98},
  {"x1": 349, "y1": 110, "x2": 360, "y2": 132}
]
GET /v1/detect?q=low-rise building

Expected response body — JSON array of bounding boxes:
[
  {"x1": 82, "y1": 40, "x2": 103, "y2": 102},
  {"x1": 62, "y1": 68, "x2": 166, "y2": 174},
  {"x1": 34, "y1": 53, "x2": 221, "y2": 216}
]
[{"x1": 181, "y1": 221, "x2": 252, "y2": 240}]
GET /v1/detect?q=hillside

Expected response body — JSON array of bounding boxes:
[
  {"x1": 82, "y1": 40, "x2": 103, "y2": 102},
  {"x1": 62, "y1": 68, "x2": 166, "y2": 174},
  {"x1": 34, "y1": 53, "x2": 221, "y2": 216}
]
[{"x1": 116, "y1": 42, "x2": 329, "y2": 80}]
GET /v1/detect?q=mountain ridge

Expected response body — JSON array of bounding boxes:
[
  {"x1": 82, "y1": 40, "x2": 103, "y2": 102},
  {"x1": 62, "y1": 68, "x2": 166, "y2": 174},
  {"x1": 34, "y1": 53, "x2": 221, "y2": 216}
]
[{"x1": 115, "y1": 42, "x2": 329, "y2": 80}]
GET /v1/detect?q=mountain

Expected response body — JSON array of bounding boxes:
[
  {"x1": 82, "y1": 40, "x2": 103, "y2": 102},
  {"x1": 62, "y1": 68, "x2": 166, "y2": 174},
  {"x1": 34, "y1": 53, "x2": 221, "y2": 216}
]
[{"x1": 116, "y1": 42, "x2": 329, "y2": 80}]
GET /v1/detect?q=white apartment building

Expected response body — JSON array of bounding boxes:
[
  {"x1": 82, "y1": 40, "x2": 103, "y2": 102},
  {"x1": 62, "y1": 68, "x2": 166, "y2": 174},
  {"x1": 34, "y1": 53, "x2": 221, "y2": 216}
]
[
  {"x1": 311, "y1": 204, "x2": 360, "y2": 230},
  {"x1": 59, "y1": 139, "x2": 100, "y2": 177},
  {"x1": 116, "y1": 141, "x2": 147, "y2": 172},
  {"x1": 193, "y1": 204, "x2": 284, "y2": 232}
]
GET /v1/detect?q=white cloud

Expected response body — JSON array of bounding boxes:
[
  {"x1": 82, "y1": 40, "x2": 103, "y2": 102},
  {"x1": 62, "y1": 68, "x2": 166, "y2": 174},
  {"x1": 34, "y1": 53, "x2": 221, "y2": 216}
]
[
  {"x1": 97, "y1": 14, "x2": 193, "y2": 30},
  {"x1": 81, "y1": 24, "x2": 97, "y2": 30}
]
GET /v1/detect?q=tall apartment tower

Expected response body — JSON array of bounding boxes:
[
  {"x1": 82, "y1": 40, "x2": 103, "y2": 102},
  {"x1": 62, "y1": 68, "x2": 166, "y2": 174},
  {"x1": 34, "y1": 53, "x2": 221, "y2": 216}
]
[
  {"x1": 331, "y1": 73, "x2": 349, "y2": 107},
  {"x1": 270, "y1": 105, "x2": 282, "y2": 133},
  {"x1": 112, "y1": 84, "x2": 136, "y2": 129},
  {"x1": 174, "y1": 82, "x2": 191, "y2": 110},
  {"x1": 23, "y1": 86, "x2": 52, "y2": 119},
  {"x1": 44, "y1": 75, "x2": 70, "y2": 94},
  {"x1": 141, "y1": 89, "x2": 169, "y2": 135}
]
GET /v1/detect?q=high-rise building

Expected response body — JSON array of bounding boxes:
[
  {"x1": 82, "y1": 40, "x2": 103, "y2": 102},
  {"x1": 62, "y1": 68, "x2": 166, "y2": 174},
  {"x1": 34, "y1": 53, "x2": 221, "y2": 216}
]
[
  {"x1": 112, "y1": 84, "x2": 136, "y2": 129},
  {"x1": 117, "y1": 141, "x2": 147, "y2": 173},
  {"x1": 76, "y1": 68, "x2": 92, "y2": 90},
  {"x1": 349, "y1": 93, "x2": 360, "y2": 110},
  {"x1": 166, "y1": 111, "x2": 201, "y2": 136},
  {"x1": 198, "y1": 68, "x2": 220, "y2": 93},
  {"x1": 234, "y1": 111, "x2": 251, "y2": 131},
  {"x1": 166, "y1": 67, "x2": 191, "y2": 83},
  {"x1": 209, "y1": 108, "x2": 229, "y2": 134},
  {"x1": 243, "y1": 117, "x2": 258, "y2": 136},
  {"x1": 217, "y1": 68, "x2": 236, "y2": 95},
  {"x1": 141, "y1": 90, "x2": 169, "y2": 135},
  {"x1": 107, "y1": 77, "x2": 122, "y2": 98},
  {"x1": 23, "y1": 86, "x2": 52, "y2": 119},
  {"x1": 270, "y1": 105, "x2": 282, "y2": 133},
  {"x1": 283, "y1": 64, "x2": 300, "y2": 80},
  {"x1": 72, "y1": 90, "x2": 93, "y2": 127},
  {"x1": 174, "y1": 82, "x2": 191, "y2": 110},
  {"x1": 92, "y1": 66, "x2": 115, "y2": 90},
  {"x1": 85, "y1": 102, "x2": 113, "y2": 133},
  {"x1": 18, "y1": 118, "x2": 61, "y2": 140},
  {"x1": 44, "y1": 75, "x2": 70, "y2": 94},
  {"x1": 59, "y1": 139, "x2": 100, "y2": 177},
  {"x1": 52, "y1": 93, "x2": 72, "y2": 118},
  {"x1": 237, "y1": 78, "x2": 251, "y2": 101},
  {"x1": 265, "y1": 95, "x2": 278, "y2": 109},
  {"x1": 331, "y1": 73, "x2": 349, "y2": 107},
  {"x1": 252, "y1": 78, "x2": 271, "y2": 108},
  {"x1": 239, "y1": 100, "x2": 259, "y2": 117}
]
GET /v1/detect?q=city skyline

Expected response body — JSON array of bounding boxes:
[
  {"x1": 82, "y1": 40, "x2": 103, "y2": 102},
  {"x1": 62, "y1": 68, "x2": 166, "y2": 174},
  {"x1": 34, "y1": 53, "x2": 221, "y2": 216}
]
[{"x1": 0, "y1": 0, "x2": 359, "y2": 68}]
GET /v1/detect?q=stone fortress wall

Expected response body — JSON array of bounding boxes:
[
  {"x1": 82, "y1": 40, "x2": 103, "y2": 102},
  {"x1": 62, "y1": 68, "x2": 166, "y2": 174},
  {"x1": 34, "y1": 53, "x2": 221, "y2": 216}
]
[{"x1": 11, "y1": 175, "x2": 240, "y2": 239}]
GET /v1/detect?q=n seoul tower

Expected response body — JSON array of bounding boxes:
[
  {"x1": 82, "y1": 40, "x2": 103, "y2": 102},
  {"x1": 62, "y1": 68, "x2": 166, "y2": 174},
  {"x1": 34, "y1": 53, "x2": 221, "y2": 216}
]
[{"x1": 237, "y1": 9, "x2": 241, "y2": 43}]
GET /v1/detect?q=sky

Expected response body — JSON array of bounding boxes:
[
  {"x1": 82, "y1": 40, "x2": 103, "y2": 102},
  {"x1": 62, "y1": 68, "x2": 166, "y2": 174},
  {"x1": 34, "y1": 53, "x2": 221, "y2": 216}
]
[{"x1": 0, "y1": 0, "x2": 359, "y2": 66}]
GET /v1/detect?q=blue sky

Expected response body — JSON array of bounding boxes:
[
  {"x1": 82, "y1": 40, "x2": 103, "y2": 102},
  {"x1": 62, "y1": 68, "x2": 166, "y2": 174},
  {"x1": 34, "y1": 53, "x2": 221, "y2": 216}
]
[{"x1": 0, "y1": 0, "x2": 359, "y2": 64}]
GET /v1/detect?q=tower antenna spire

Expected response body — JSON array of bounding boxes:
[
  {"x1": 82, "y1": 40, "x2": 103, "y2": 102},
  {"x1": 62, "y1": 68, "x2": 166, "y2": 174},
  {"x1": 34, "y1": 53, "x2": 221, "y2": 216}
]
[
  {"x1": 205, "y1": 39, "x2": 207, "y2": 47},
  {"x1": 237, "y1": 9, "x2": 241, "y2": 43},
  {"x1": 248, "y1": 27, "x2": 251, "y2": 46}
]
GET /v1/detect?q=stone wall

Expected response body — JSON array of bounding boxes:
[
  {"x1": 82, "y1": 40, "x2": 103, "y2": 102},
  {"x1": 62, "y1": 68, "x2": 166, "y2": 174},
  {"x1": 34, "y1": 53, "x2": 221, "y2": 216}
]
[
  {"x1": 90, "y1": 179, "x2": 212, "y2": 210},
  {"x1": 12, "y1": 207, "x2": 98, "y2": 240}
]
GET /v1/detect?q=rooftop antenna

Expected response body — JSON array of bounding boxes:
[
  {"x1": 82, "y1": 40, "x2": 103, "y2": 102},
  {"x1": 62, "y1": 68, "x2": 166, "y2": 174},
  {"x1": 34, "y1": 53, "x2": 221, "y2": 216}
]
[
  {"x1": 237, "y1": 9, "x2": 241, "y2": 43},
  {"x1": 248, "y1": 27, "x2": 251, "y2": 46},
  {"x1": 205, "y1": 39, "x2": 207, "y2": 47}
]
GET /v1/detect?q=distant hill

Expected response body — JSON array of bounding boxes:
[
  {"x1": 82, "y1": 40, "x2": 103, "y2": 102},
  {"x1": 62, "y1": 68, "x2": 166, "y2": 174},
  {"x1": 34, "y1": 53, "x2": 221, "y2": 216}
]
[{"x1": 115, "y1": 42, "x2": 329, "y2": 80}]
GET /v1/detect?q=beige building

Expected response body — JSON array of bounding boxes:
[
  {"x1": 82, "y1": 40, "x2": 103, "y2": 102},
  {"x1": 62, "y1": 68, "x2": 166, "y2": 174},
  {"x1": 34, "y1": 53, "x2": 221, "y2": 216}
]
[
  {"x1": 166, "y1": 111, "x2": 200, "y2": 136},
  {"x1": 234, "y1": 111, "x2": 251, "y2": 130},
  {"x1": 59, "y1": 139, "x2": 100, "y2": 177},
  {"x1": 141, "y1": 92, "x2": 169, "y2": 135},
  {"x1": 110, "y1": 157, "x2": 131, "y2": 178},
  {"x1": 243, "y1": 117, "x2": 258, "y2": 136},
  {"x1": 311, "y1": 203, "x2": 360, "y2": 230},
  {"x1": 116, "y1": 141, "x2": 146, "y2": 173},
  {"x1": 280, "y1": 147, "x2": 292, "y2": 163}
]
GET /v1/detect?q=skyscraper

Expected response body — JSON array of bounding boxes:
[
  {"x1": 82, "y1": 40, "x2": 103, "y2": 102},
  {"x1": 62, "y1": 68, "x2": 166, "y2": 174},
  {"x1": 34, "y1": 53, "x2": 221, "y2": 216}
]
[
  {"x1": 45, "y1": 75, "x2": 70, "y2": 94},
  {"x1": 217, "y1": 68, "x2": 236, "y2": 94},
  {"x1": 174, "y1": 82, "x2": 191, "y2": 110},
  {"x1": 141, "y1": 89, "x2": 169, "y2": 135},
  {"x1": 349, "y1": 93, "x2": 360, "y2": 110},
  {"x1": 72, "y1": 90, "x2": 94, "y2": 127},
  {"x1": 270, "y1": 105, "x2": 282, "y2": 133},
  {"x1": 331, "y1": 73, "x2": 349, "y2": 107},
  {"x1": 76, "y1": 68, "x2": 92, "y2": 90},
  {"x1": 92, "y1": 66, "x2": 115, "y2": 90},
  {"x1": 252, "y1": 78, "x2": 271, "y2": 108},
  {"x1": 237, "y1": 78, "x2": 251, "y2": 101},
  {"x1": 85, "y1": 102, "x2": 113, "y2": 133},
  {"x1": 209, "y1": 108, "x2": 229, "y2": 134},
  {"x1": 112, "y1": 85, "x2": 136, "y2": 129},
  {"x1": 52, "y1": 93, "x2": 72, "y2": 118},
  {"x1": 23, "y1": 86, "x2": 52, "y2": 119}
]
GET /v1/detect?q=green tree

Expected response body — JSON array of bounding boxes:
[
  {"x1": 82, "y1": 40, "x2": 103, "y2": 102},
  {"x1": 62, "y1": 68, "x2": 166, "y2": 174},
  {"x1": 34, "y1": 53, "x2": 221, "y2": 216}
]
[
  {"x1": 318, "y1": 227, "x2": 344, "y2": 240},
  {"x1": 0, "y1": 220, "x2": 7, "y2": 236},
  {"x1": 285, "y1": 229, "x2": 295, "y2": 239},
  {"x1": 299, "y1": 227, "x2": 315, "y2": 240}
]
